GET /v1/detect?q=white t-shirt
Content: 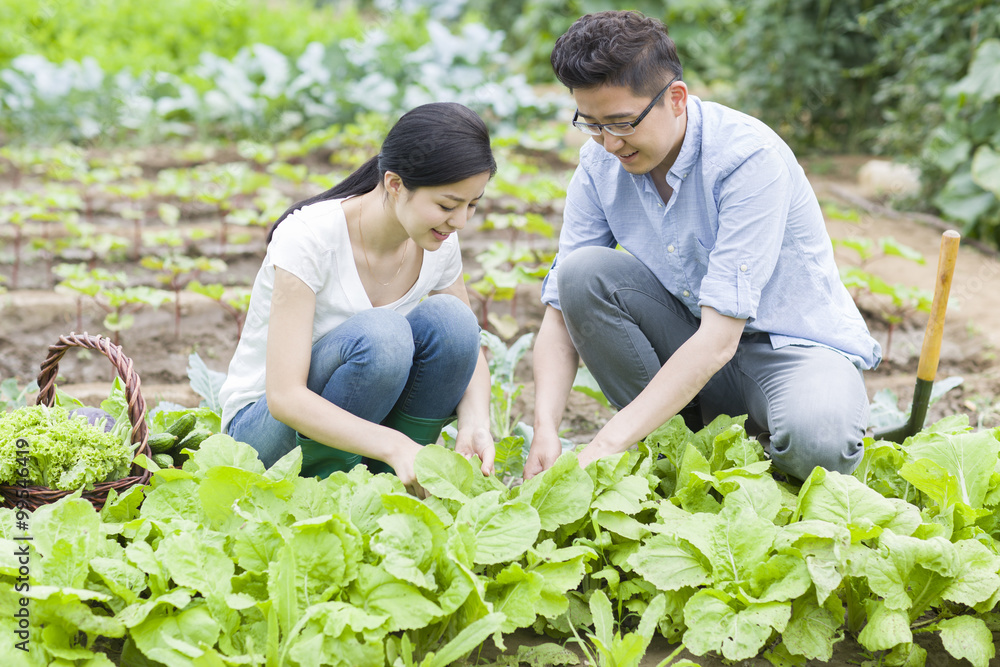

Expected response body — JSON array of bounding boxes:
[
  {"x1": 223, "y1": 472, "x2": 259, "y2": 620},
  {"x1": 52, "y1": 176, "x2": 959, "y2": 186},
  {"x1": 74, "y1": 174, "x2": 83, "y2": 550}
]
[{"x1": 219, "y1": 197, "x2": 464, "y2": 430}]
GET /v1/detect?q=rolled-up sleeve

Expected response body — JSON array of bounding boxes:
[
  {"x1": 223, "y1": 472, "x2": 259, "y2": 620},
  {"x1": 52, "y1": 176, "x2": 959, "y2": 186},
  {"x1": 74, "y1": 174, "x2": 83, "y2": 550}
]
[
  {"x1": 698, "y1": 147, "x2": 790, "y2": 322},
  {"x1": 540, "y1": 163, "x2": 618, "y2": 310}
]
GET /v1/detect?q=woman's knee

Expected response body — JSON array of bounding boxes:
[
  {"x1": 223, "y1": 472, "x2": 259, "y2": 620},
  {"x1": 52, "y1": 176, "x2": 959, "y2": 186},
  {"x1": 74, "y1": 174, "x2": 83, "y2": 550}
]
[
  {"x1": 323, "y1": 309, "x2": 414, "y2": 371},
  {"x1": 410, "y1": 294, "x2": 480, "y2": 359}
]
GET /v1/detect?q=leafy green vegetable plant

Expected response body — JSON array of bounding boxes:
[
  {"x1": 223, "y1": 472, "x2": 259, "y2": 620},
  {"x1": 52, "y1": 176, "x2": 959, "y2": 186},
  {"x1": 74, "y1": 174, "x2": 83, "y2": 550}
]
[
  {"x1": 187, "y1": 282, "x2": 252, "y2": 339},
  {"x1": 140, "y1": 254, "x2": 226, "y2": 338},
  {"x1": 0, "y1": 404, "x2": 134, "y2": 490}
]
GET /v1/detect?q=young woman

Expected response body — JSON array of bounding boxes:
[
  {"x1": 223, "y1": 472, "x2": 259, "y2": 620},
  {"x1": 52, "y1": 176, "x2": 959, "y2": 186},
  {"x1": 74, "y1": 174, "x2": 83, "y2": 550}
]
[{"x1": 219, "y1": 103, "x2": 497, "y2": 497}]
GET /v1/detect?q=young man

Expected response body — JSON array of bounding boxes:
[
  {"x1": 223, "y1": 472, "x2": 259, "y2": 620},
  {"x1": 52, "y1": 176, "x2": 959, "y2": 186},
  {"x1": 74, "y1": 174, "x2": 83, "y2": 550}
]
[{"x1": 524, "y1": 11, "x2": 881, "y2": 482}]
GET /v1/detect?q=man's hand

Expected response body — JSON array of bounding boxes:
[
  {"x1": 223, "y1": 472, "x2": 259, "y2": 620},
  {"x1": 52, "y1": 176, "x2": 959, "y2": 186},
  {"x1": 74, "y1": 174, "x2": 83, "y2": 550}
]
[
  {"x1": 523, "y1": 427, "x2": 563, "y2": 480},
  {"x1": 575, "y1": 437, "x2": 618, "y2": 469},
  {"x1": 456, "y1": 425, "x2": 495, "y2": 475}
]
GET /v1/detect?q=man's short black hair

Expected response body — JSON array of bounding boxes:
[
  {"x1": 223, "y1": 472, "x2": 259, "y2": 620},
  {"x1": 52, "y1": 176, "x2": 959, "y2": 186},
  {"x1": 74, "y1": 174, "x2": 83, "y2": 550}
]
[{"x1": 551, "y1": 10, "x2": 683, "y2": 99}]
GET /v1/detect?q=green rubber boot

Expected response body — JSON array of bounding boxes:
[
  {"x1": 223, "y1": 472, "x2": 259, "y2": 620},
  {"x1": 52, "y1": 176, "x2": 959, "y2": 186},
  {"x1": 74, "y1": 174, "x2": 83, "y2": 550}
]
[
  {"x1": 364, "y1": 411, "x2": 454, "y2": 475},
  {"x1": 297, "y1": 432, "x2": 362, "y2": 479}
]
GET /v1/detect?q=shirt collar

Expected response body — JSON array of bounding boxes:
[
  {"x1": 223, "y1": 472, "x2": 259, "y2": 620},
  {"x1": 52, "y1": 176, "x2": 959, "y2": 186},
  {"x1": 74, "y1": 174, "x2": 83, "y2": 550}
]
[
  {"x1": 629, "y1": 95, "x2": 703, "y2": 189},
  {"x1": 668, "y1": 95, "x2": 702, "y2": 181}
]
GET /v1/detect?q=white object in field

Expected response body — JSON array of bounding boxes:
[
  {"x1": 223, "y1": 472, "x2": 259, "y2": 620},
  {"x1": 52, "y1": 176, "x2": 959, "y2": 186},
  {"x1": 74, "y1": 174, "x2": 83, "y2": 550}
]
[{"x1": 858, "y1": 159, "x2": 922, "y2": 199}]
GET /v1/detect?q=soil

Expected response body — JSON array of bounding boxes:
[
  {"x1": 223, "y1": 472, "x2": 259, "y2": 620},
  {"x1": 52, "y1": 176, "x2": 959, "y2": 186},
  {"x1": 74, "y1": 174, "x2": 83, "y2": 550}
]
[{"x1": 2, "y1": 155, "x2": 1000, "y2": 665}]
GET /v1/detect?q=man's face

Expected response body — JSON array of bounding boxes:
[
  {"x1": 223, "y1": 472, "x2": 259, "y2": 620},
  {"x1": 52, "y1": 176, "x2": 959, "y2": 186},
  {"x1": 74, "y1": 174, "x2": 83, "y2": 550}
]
[{"x1": 572, "y1": 81, "x2": 688, "y2": 178}]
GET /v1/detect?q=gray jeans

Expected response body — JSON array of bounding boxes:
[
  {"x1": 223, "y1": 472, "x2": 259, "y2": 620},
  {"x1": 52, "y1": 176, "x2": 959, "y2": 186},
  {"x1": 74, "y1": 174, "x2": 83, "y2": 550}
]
[{"x1": 558, "y1": 246, "x2": 869, "y2": 480}]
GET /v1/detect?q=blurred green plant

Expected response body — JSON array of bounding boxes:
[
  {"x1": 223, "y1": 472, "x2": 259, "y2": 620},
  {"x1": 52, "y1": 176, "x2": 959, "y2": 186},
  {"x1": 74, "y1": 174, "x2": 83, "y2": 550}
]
[
  {"x1": 0, "y1": 0, "x2": 358, "y2": 75},
  {"x1": 140, "y1": 254, "x2": 227, "y2": 338},
  {"x1": 834, "y1": 236, "x2": 931, "y2": 362}
]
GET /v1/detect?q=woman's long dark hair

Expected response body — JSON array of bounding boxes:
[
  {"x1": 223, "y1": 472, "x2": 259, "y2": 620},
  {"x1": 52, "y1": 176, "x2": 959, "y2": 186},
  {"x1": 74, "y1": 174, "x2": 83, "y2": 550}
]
[{"x1": 266, "y1": 102, "x2": 497, "y2": 243}]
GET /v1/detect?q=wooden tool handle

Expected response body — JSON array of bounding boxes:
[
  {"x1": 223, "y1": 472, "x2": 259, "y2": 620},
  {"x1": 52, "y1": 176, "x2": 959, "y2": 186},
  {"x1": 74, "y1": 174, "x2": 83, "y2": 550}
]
[{"x1": 916, "y1": 230, "x2": 960, "y2": 382}]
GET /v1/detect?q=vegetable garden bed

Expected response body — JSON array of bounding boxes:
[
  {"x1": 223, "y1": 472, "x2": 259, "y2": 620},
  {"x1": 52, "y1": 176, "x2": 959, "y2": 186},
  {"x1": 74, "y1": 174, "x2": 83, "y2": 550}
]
[{"x1": 2, "y1": 141, "x2": 1000, "y2": 666}]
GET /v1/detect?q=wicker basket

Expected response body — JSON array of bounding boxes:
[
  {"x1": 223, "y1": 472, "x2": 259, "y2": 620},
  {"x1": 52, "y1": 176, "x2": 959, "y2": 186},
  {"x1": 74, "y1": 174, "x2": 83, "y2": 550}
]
[{"x1": 0, "y1": 332, "x2": 152, "y2": 511}]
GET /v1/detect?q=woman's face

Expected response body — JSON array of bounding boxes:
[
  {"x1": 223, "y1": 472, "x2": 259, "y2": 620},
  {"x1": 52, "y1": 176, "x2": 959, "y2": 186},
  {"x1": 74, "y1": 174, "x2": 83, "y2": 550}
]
[{"x1": 391, "y1": 171, "x2": 492, "y2": 250}]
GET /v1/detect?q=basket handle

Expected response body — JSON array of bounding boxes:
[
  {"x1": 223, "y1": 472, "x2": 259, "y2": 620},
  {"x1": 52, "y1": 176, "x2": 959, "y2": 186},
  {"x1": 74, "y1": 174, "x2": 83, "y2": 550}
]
[{"x1": 35, "y1": 332, "x2": 149, "y2": 449}]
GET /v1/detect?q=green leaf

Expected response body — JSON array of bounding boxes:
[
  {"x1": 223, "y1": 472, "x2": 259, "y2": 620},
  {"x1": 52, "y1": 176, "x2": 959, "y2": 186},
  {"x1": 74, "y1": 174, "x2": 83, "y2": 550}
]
[
  {"x1": 186, "y1": 435, "x2": 266, "y2": 476},
  {"x1": 155, "y1": 531, "x2": 233, "y2": 601},
  {"x1": 589, "y1": 588, "x2": 614, "y2": 650},
  {"x1": 748, "y1": 555, "x2": 812, "y2": 603},
  {"x1": 422, "y1": 612, "x2": 505, "y2": 667},
  {"x1": 950, "y1": 38, "x2": 1000, "y2": 101},
  {"x1": 886, "y1": 643, "x2": 927, "y2": 667},
  {"x1": 284, "y1": 601, "x2": 387, "y2": 667},
  {"x1": 350, "y1": 563, "x2": 442, "y2": 632},
  {"x1": 572, "y1": 365, "x2": 612, "y2": 409},
  {"x1": 864, "y1": 531, "x2": 956, "y2": 612},
  {"x1": 31, "y1": 497, "x2": 102, "y2": 588},
  {"x1": 903, "y1": 429, "x2": 1000, "y2": 508},
  {"x1": 933, "y1": 168, "x2": 996, "y2": 226},
  {"x1": 717, "y1": 470, "x2": 782, "y2": 523},
  {"x1": 493, "y1": 434, "x2": 525, "y2": 480},
  {"x1": 796, "y1": 468, "x2": 898, "y2": 541},
  {"x1": 130, "y1": 605, "x2": 221, "y2": 665},
  {"x1": 937, "y1": 616, "x2": 996, "y2": 667},
  {"x1": 532, "y1": 555, "x2": 590, "y2": 620},
  {"x1": 89, "y1": 557, "x2": 148, "y2": 607},
  {"x1": 372, "y1": 512, "x2": 435, "y2": 589},
  {"x1": 709, "y1": 504, "x2": 776, "y2": 586},
  {"x1": 780, "y1": 595, "x2": 843, "y2": 661},
  {"x1": 627, "y1": 534, "x2": 711, "y2": 591},
  {"x1": 898, "y1": 458, "x2": 963, "y2": 510},
  {"x1": 682, "y1": 591, "x2": 789, "y2": 661},
  {"x1": 187, "y1": 352, "x2": 226, "y2": 413},
  {"x1": 288, "y1": 514, "x2": 363, "y2": 598},
  {"x1": 414, "y1": 444, "x2": 475, "y2": 502},
  {"x1": 594, "y1": 510, "x2": 651, "y2": 541},
  {"x1": 857, "y1": 600, "x2": 912, "y2": 652},
  {"x1": 518, "y1": 451, "x2": 594, "y2": 531},
  {"x1": 487, "y1": 563, "x2": 545, "y2": 632},
  {"x1": 140, "y1": 478, "x2": 203, "y2": 529},
  {"x1": 455, "y1": 491, "x2": 540, "y2": 565},
  {"x1": 592, "y1": 473, "x2": 650, "y2": 515},
  {"x1": 940, "y1": 539, "x2": 1000, "y2": 608}
]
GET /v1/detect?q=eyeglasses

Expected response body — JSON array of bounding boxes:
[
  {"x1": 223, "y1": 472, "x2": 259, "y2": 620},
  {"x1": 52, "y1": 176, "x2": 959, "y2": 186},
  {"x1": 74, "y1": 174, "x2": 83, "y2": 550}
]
[{"x1": 572, "y1": 76, "x2": 680, "y2": 137}]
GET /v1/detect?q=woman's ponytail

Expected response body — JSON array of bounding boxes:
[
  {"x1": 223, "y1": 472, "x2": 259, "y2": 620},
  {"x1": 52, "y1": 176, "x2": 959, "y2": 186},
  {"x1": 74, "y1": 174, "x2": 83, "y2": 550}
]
[
  {"x1": 265, "y1": 155, "x2": 380, "y2": 243},
  {"x1": 265, "y1": 103, "x2": 496, "y2": 245}
]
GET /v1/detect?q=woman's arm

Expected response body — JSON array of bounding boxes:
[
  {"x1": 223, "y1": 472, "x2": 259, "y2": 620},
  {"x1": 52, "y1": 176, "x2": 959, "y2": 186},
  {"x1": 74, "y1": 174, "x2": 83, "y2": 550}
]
[
  {"x1": 265, "y1": 267, "x2": 427, "y2": 494},
  {"x1": 430, "y1": 276, "x2": 495, "y2": 474}
]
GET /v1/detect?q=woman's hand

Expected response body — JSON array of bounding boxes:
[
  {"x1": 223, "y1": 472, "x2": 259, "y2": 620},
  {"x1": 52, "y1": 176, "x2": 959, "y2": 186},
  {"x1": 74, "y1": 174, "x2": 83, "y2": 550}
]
[
  {"x1": 385, "y1": 434, "x2": 428, "y2": 498},
  {"x1": 455, "y1": 425, "x2": 495, "y2": 475}
]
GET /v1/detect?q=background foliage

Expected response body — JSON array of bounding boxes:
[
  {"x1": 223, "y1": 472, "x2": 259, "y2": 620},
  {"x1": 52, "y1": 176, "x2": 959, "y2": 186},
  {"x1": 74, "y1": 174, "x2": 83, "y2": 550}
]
[{"x1": 1, "y1": 0, "x2": 999, "y2": 244}]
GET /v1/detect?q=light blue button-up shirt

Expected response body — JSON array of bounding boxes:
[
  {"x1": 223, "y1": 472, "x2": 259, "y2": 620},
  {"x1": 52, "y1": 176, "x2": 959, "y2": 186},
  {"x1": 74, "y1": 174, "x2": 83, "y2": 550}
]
[{"x1": 541, "y1": 96, "x2": 882, "y2": 370}]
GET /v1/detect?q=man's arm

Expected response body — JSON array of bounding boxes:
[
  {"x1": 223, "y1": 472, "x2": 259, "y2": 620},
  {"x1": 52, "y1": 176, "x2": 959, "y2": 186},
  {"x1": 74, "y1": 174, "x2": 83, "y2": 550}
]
[
  {"x1": 524, "y1": 305, "x2": 580, "y2": 479},
  {"x1": 577, "y1": 306, "x2": 746, "y2": 467}
]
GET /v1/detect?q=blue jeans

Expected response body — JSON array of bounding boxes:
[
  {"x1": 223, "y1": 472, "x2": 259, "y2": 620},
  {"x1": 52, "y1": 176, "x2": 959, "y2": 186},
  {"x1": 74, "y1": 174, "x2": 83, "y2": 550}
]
[
  {"x1": 228, "y1": 294, "x2": 481, "y2": 469},
  {"x1": 557, "y1": 246, "x2": 869, "y2": 481}
]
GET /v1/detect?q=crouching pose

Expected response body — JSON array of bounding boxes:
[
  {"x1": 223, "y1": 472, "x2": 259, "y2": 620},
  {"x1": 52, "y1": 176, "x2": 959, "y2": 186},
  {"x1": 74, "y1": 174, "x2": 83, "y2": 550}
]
[
  {"x1": 220, "y1": 103, "x2": 497, "y2": 497},
  {"x1": 525, "y1": 12, "x2": 882, "y2": 482}
]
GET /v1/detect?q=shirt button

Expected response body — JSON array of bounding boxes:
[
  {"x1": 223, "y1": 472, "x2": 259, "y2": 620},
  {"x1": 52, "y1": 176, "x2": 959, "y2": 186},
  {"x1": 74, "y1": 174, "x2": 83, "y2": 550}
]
[
  {"x1": 740, "y1": 264, "x2": 748, "y2": 272},
  {"x1": 667, "y1": 245, "x2": 675, "y2": 253},
  {"x1": 683, "y1": 290, "x2": 690, "y2": 297}
]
